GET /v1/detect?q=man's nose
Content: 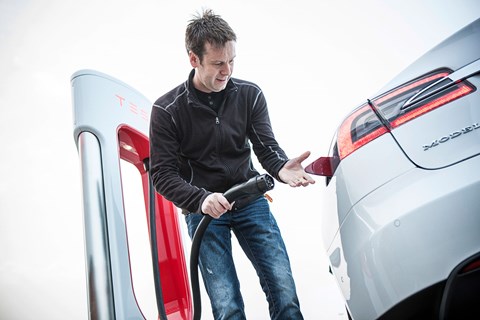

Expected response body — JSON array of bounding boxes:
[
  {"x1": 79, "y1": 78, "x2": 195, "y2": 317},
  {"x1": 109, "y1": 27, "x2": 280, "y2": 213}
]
[{"x1": 220, "y1": 63, "x2": 231, "y2": 75}]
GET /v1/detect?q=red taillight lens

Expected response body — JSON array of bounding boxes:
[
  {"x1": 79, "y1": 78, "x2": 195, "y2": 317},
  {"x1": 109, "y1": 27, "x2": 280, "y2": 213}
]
[
  {"x1": 375, "y1": 72, "x2": 450, "y2": 105},
  {"x1": 337, "y1": 104, "x2": 389, "y2": 160},
  {"x1": 389, "y1": 82, "x2": 474, "y2": 127},
  {"x1": 461, "y1": 259, "x2": 480, "y2": 274},
  {"x1": 337, "y1": 69, "x2": 475, "y2": 160}
]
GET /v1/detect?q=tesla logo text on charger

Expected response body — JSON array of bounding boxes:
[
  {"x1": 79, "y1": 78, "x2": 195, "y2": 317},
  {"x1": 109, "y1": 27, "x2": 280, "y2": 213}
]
[
  {"x1": 423, "y1": 123, "x2": 480, "y2": 151},
  {"x1": 115, "y1": 94, "x2": 149, "y2": 122}
]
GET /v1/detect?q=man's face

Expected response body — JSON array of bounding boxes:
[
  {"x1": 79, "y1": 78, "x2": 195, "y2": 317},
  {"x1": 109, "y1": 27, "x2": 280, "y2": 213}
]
[{"x1": 190, "y1": 40, "x2": 236, "y2": 93}]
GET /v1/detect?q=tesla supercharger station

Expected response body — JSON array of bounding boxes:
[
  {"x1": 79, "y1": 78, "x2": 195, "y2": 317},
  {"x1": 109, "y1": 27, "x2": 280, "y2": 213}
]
[{"x1": 70, "y1": 70, "x2": 192, "y2": 320}]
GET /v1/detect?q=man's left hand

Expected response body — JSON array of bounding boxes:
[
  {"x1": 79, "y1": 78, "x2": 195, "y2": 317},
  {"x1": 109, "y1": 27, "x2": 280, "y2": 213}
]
[{"x1": 278, "y1": 151, "x2": 316, "y2": 187}]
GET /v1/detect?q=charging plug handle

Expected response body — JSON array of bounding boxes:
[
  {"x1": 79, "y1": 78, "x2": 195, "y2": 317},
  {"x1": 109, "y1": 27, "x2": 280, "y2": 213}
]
[{"x1": 223, "y1": 174, "x2": 275, "y2": 206}]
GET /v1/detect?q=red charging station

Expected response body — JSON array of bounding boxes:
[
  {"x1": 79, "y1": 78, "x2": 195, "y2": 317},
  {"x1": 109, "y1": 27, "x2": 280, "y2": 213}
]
[{"x1": 71, "y1": 70, "x2": 192, "y2": 319}]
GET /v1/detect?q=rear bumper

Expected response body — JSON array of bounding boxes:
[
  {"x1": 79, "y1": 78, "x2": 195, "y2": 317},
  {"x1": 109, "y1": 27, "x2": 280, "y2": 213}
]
[{"x1": 328, "y1": 154, "x2": 480, "y2": 319}]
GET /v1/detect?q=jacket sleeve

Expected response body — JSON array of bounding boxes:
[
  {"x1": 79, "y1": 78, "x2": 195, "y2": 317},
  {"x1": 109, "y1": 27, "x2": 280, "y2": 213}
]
[
  {"x1": 149, "y1": 105, "x2": 210, "y2": 213},
  {"x1": 248, "y1": 89, "x2": 289, "y2": 182}
]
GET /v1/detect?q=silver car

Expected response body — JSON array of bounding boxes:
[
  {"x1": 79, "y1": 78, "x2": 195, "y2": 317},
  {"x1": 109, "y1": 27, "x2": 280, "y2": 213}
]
[{"x1": 306, "y1": 18, "x2": 480, "y2": 319}]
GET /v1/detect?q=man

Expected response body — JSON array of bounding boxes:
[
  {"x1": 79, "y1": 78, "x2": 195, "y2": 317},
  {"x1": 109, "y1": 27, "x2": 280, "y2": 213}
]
[{"x1": 149, "y1": 9, "x2": 315, "y2": 320}]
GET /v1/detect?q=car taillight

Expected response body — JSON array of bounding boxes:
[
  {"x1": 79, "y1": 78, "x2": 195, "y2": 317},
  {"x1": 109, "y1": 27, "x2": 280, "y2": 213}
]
[
  {"x1": 337, "y1": 104, "x2": 389, "y2": 160},
  {"x1": 461, "y1": 259, "x2": 480, "y2": 274},
  {"x1": 337, "y1": 69, "x2": 475, "y2": 161},
  {"x1": 307, "y1": 69, "x2": 476, "y2": 178}
]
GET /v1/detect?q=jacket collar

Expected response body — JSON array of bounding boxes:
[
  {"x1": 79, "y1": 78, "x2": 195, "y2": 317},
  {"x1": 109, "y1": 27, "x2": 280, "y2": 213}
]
[{"x1": 185, "y1": 69, "x2": 238, "y2": 106}]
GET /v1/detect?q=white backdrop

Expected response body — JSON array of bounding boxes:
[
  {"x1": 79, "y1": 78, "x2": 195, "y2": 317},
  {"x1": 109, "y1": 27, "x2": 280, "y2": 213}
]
[{"x1": 1, "y1": 0, "x2": 479, "y2": 319}]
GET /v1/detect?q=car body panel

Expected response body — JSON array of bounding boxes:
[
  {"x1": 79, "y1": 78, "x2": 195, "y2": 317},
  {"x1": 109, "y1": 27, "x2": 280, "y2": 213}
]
[
  {"x1": 320, "y1": 133, "x2": 415, "y2": 252},
  {"x1": 328, "y1": 153, "x2": 480, "y2": 319}
]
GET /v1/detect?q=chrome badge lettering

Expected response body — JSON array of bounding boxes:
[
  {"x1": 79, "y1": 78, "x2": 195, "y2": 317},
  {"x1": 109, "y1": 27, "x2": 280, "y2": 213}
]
[{"x1": 423, "y1": 123, "x2": 480, "y2": 151}]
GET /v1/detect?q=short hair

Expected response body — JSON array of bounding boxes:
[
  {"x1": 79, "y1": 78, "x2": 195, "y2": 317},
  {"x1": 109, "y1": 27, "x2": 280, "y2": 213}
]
[{"x1": 185, "y1": 9, "x2": 237, "y2": 61}]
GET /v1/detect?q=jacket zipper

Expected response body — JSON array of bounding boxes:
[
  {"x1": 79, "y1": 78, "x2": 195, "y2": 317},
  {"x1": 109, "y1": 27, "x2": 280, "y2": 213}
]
[{"x1": 215, "y1": 115, "x2": 233, "y2": 184}]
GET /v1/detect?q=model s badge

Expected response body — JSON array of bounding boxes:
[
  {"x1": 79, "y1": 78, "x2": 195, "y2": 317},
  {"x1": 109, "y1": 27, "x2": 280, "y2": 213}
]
[{"x1": 423, "y1": 123, "x2": 480, "y2": 151}]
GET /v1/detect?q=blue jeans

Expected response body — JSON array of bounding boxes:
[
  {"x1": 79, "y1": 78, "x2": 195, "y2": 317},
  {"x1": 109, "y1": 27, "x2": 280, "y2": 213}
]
[{"x1": 185, "y1": 197, "x2": 303, "y2": 320}]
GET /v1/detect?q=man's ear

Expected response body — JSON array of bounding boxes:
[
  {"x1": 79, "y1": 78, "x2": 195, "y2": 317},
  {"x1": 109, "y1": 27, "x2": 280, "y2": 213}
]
[{"x1": 189, "y1": 51, "x2": 199, "y2": 68}]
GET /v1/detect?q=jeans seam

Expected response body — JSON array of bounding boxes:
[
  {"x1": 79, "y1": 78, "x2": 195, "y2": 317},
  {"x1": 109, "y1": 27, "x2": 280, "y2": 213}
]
[{"x1": 234, "y1": 227, "x2": 280, "y2": 318}]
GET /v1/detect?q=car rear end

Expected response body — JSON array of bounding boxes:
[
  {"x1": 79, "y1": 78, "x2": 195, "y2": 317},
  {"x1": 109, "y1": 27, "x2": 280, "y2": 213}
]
[{"x1": 308, "y1": 18, "x2": 480, "y2": 319}]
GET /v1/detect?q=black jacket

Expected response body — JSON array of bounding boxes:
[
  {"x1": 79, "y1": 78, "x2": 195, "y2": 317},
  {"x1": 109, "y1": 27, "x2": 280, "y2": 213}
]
[{"x1": 149, "y1": 70, "x2": 288, "y2": 213}]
